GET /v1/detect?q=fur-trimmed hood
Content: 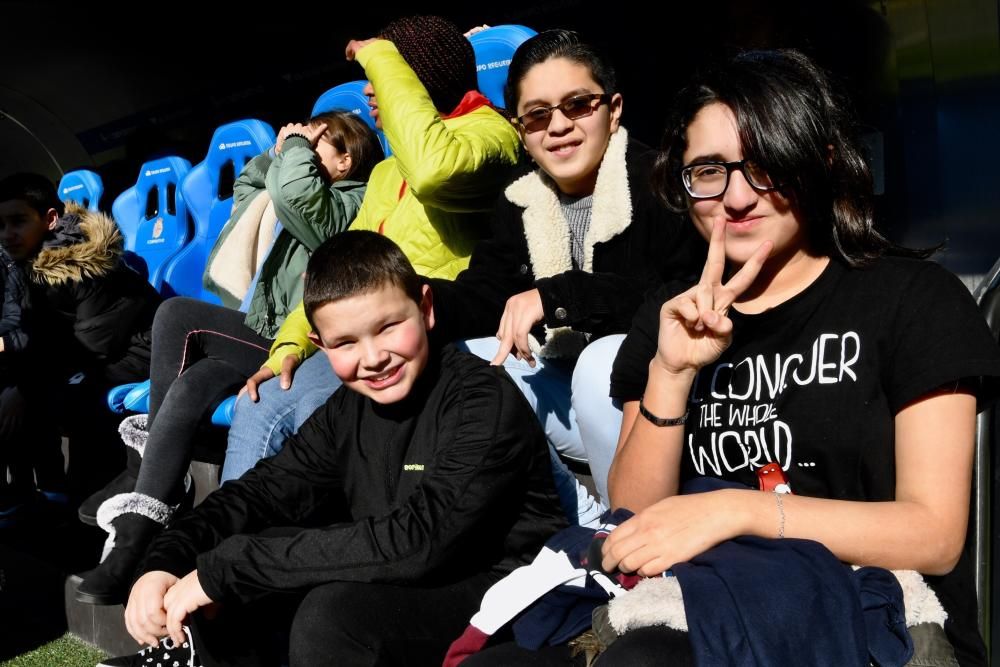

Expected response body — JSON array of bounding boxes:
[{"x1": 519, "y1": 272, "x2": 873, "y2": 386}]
[
  {"x1": 504, "y1": 127, "x2": 632, "y2": 359},
  {"x1": 30, "y1": 202, "x2": 125, "y2": 286}
]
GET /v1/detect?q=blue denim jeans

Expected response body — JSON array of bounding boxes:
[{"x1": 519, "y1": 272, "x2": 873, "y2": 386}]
[{"x1": 221, "y1": 352, "x2": 339, "y2": 483}]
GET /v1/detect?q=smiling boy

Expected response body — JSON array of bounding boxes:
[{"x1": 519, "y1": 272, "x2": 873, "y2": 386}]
[{"x1": 105, "y1": 231, "x2": 567, "y2": 667}]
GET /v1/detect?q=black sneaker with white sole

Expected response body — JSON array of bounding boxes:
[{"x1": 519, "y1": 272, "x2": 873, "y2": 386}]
[{"x1": 98, "y1": 626, "x2": 200, "y2": 667}]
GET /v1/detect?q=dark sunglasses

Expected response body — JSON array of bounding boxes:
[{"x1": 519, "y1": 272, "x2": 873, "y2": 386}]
[{"x1": 515, "y1": 93, "x2": 611, "y2": 133}]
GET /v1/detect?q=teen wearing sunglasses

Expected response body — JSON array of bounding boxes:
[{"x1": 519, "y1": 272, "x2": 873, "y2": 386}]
[{"x1": 428, "y1": 28, "x2": 706, "y2": 525}]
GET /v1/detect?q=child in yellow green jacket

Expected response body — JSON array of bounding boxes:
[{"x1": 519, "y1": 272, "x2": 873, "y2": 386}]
[{"x1": 244, "y1": 16, "x2": 521, "y2": 390}]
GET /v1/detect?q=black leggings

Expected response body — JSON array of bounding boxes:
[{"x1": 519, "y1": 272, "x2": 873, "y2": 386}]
[
  {"x1": 135, "y1": 298, "x2": 270, "y2": 503},
  {"x1": 190, "y1": 575, "x2": 493, "y2": 667}
]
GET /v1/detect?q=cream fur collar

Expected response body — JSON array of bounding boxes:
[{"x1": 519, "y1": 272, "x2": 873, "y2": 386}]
[{"x1": 504, "y1": 127, "x2": 632, "y2": 359}]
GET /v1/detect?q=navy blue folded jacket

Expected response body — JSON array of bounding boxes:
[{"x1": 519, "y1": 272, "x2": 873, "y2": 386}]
[
  {"x1": 673, "y1": 536, "x2": 911, "y2": 667},
  {"x1": 451, "y1": 479, "x2": 914, "y2": 667}
]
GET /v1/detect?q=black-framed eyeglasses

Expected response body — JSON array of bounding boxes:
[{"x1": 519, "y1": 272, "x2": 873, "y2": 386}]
[
  {"x1": 680, "y1": 159, "x2": 777, "y2": 199},
  {"x1": 515, "y1": 93, "x2": 611, "y2": 133}
]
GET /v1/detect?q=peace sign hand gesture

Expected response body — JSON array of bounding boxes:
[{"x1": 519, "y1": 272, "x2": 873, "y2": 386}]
[{"x1": 654, "y1": 222, "x2": 771, "y2": 376}]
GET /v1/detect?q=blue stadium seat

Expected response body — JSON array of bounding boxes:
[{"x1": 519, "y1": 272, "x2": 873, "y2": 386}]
[
  {"x1": 111, "y1": 157, "x2": 193, "y2": 290},
  {"x1": 210, "y1": 395, "x2": 238, "y2": 427},
  {"x1": 161, "y1": 119, "x2": 275, "y2": 302},
  {"x1": 106, "y1": 381, "x2": 142, "y2": 413},
  {"x1": 110, "y1": 188, "x2": 139, "y2": 251},
  {"x1": 469, "y1": 25, "x2": 537, "y2": 110},
  {"x1": 312, "y1": 80, "x2": 391, "y2": 157},
  {"x1": 107, "y1": 378, "x2": 234, "y2": 426},
  {"x1": 58, "y1": 170, "x2": 104, "y2": 211},
  {"x1": 122, "y1": 380, "x2": 151, "y2": 413},
  {"x1": 106, "y1": 122, "x2": 272, "y2": 417},
  {"x1": 108, "y1": 123, "x2": 274, "y2": 422},
  {"x1": 106, "y1": 378, "x2": 151, "y2": 414}
]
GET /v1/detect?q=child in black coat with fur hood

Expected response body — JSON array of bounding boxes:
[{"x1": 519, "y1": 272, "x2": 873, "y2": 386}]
[{"x1": 0, "y1": 172, "x2": 160, "y2": 504}]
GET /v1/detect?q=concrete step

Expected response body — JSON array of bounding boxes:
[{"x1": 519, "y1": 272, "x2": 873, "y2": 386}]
[
  {"x1": 190, "y1": 461, "x2": 221, "y2": 506},
  {"x1": 64, "y1": 573, "x2": 133, "y2": 657}
]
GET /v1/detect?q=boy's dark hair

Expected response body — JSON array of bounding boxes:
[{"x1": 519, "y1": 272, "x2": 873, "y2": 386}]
[
  {"x1": 654, "y1": 49, "x2": 933, "y2": 265},
  {"x1": 308, "y1": 111, "x2": 384, "y2": 182},
  {"x1": 0, "y1": 172, "x2": 65, "y2": 217},
  {"x1": 503, "y1": 29, "x2": 618, "y2": 113},
  {"x1": 304, "y1": 231, "x2": 422, "y2": 330}
]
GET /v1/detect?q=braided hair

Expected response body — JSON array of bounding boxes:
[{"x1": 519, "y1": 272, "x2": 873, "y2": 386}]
[{"x1": 379, "y1": 15, "x2": 478, "y2": 114}]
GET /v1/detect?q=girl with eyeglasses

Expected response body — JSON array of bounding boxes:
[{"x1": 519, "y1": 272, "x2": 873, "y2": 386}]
[
  {"x1": 580, "y1": 49, "x2": 1000, "y2": 665},
  {"x1": 428, "y1": 28, "x2": 707, "y2": 526}
]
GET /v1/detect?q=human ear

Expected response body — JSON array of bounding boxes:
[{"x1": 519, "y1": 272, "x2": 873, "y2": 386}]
[
  {"x1": 307, "y1": 331, "x2": 325, "y2": 349},
  {"x1": 608, "y1": 93, "x2": 624, "y2": 133},
  {"x1": 420, "y1": 284, "x2": 435, "y2": 331},
  {"x1": 44, "y1": 208, "x2": 60, "y2": 230},
  {"x1": 510, "y1": 118, "x2": 527, "y2": 149},
  {"x1": 338, "y1": 153, "x2": 352, "y2": 176}
]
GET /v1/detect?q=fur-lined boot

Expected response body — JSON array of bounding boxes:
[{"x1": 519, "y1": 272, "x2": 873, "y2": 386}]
[{"x1": 75, "y1": 491, "x2": 172, "y2": 606}]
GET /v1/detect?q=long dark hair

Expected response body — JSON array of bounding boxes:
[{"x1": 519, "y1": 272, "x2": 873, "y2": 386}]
[
  {"x1": 503, "y1": 29, "x2": 618, "y2": 113},
  {"x1": 655, "y1": 49, "x2": 933, "y2": 265}
]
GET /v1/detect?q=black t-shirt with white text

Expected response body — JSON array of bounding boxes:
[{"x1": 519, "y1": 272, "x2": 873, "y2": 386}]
[{"x1": 611, "y1": 256, "x2": 1000, "y2": 666}]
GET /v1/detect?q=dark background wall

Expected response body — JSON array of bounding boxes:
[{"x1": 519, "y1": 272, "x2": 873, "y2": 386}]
[{"x1": 2, "y1": 0, "x2": 998, "y2": 276}]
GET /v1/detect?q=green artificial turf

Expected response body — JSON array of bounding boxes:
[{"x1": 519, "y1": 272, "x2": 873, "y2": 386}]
[{"x1": 0, "y1": 634, "x2": 106, "y2": 667}]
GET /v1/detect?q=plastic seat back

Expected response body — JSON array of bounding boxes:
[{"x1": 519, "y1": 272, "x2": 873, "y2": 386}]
[
  {"x1": 311, "y1": 80, "x2": 391, "y2": 157},
  {"x1": 469, "y1": 25, "x2": 537, "y2": 111},
  {"x1": 163, "y1": 119, "x2": 276, "y2": 302},
  {"x1": 58, "y1": 170, "x2": 104, "y2": 211},
  {"x1": 107, "y1": 379, "x2": 231, "y2": 428},
  {"x1": 210, "y1": 395, "x2": 238, "y2": 427},
  {"x1": 110, "y1": 157, "x2": 192, "y2": 289},
  {"x1": 107, "y1": 381, "x2": 143, "y2": 413}
]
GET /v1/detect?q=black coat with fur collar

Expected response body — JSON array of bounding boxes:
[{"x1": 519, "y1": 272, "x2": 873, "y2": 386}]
[
  {"x1": 25, "y1": 203, "x2": 160, "y2": 386},
  {"x1": 430, "y1": 130, "x2": 706, "y2": 358}
]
